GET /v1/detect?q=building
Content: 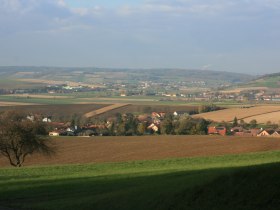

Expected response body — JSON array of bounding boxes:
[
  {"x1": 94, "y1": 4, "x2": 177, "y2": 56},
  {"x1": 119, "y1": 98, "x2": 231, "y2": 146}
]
[{"x1": 208, "y1": 126, "x2": 227, "y2": 136}]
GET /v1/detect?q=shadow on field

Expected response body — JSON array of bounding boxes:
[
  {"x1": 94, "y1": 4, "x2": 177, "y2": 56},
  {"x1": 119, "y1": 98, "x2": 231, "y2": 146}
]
[{"x1": 1, "y1": 163, "x2": 280, "y2": 210}]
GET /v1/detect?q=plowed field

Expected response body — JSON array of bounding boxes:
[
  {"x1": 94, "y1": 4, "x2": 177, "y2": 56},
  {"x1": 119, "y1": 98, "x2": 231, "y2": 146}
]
[
  {"x1": 0, "y1": 104, "x2": 109, "y2": 117},
  {"x1": 1, "y1": 135, "x2": 280, "y2": 167}
]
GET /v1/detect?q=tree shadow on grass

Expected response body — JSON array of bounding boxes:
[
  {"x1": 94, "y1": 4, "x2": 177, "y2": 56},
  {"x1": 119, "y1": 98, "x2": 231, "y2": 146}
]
[{"x1": 1, "y1": 162, "x2": 280, "y2": 210}]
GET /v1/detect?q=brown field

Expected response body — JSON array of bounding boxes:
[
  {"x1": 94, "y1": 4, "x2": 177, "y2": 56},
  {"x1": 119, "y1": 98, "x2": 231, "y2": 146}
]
[
  {"x1": 0, "y1": 103, "x2": 199, "y2": 120},
  {"x1": 6, "y1": 94, "x2": 72, "y2": 99},
  {"x1": 82, "y1": 97, "x2": 156, "y2": 102},
  {"x1": 1, "y1": 135, "x2": 280, "y2": 167},
  {"x1": 243, "y1": 111, "x2": 280, "y2": 124},
  {"x1": 0, "y1": 104, "x2": 109, "y2": 118},
  {"x1": 83, "y1": 103, "x2": 130, "y2": 118},
  {"x1": 220, "y1": 87, "x2": 268, "y2": 94},
  {"x1": 96, "y1": 104, "x2": 198, "y2": 118},
  {"x1": 194, "y1": 105, "x2": 280, "y2": 122}
]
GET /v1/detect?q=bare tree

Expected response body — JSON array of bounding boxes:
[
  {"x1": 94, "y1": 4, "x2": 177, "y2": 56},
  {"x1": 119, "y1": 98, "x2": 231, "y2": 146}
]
[{"x1": 0, "y1": 111, "x2": 55, "y2": 167}]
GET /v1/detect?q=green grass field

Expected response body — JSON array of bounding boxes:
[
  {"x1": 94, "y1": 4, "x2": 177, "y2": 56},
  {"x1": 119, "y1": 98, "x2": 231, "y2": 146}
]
[{"x1": 1, "y1": 151, "x2": 280, "y2": 210}]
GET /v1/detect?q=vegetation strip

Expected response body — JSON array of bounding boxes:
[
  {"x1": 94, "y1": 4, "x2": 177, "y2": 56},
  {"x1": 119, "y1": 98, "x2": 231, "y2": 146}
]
[{"x1": 0, "y1": 151, "x2": 280, "y2": 210}]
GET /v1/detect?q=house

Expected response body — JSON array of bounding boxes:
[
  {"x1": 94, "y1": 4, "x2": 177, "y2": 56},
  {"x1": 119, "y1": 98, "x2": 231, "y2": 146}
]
[
  {"x1": 231, "y1": 127, "x2": 249, "y2": 136},
  {"x1": 49, "y1": 131, "x2": 61, "y2": 136},
  {"x1": 173, "y1": 111, "x2": 187, "y2": 117},
  {"x1": 257, "y1": 129, "x2": 275, "y2": 137},
  {"x1": 42, "y1": 117, "x2": 52, "y2": 123},
  {"x1": 151, "y1": 112, "x2": 161, "y2": 118},
  {"x1": 26, "y1": 115, "x2": 35, "y2": 121},
  {"x1": 159, "y1": 112, "x2": 166, "y2": 118},
  {"x1": 250, "y1": 128, "x2": 261, "y2": 136},
  {"x1": 230, "y1": 127, "x2": 244, "y2": 133},
  {"x1": 137, "y1": 114, "x2": 151, "y2": 122},
  {"x1": 271, "y1": 131, "x2": 280, "y2": 137},
  {"x1": 50, "y1": 122, "x2": 65, "y2": 129},
  {"x1": 208, "y1": 126, "x2": 227, "y2": 136},
  {"x1": 147, "y1": 123, "x2": 159, "y2": 132}
]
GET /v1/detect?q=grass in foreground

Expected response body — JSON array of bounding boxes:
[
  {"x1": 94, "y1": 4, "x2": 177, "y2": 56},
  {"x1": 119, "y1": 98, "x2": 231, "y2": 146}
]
[{"x1": 1, "y1": 151, "x2": 280, "y2": 210}]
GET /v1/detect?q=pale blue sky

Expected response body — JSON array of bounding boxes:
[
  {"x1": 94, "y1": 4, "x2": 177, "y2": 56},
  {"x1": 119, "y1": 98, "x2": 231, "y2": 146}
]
[
  {"x1": 65, "y1": 0, "x2": 143, "y2": 8},
  {"x1": 0, "y1": 0, "x2": 280, "y2": 74}
]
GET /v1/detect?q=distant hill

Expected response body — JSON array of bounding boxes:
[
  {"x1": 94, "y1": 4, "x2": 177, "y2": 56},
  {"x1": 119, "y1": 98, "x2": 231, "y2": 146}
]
[
  {"x1": 240, "y1": 72, "x2": 280, "y2": 88},
  {"x1": 0, "y1": 66, "x2": 253, "y2": 88},
  {"x1": 216, "y1": 72, "x2": 280, "y2": 92}
]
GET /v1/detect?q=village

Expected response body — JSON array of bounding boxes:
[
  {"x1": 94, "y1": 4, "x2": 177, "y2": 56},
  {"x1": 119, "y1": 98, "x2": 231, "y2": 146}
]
[
  {"x1": 36, "y1": 110, "x2": 280, "y2": 138},
  {"x1": 2, "y1": 80, "x2": 280, "y2": 103}
]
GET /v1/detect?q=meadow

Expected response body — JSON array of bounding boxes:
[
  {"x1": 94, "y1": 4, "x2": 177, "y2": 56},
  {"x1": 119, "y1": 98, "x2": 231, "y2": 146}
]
[{"x1": 0, "y1": 150, "x2": 280, "y2": 210}]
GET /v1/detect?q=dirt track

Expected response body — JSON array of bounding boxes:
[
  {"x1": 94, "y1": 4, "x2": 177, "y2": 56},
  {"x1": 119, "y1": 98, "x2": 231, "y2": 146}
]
[{"x1": 1, "y1": 136, "x2": 280, "y2": 167}]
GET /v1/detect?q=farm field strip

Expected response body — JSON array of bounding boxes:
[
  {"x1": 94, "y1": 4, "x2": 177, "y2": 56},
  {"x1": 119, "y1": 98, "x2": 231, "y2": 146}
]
[
  {"x1": 5, "y1": 94, "x2": 73, "y2": 99},
  {"x1": 1, "y1": 135, "x2": 280, "y2": 167},
  {"x1": 82, "y1": 97, "x2": 156, "y2": 102},
  {"x1": 242, "y1": 111, "x2": 280, "y2": 124},
  {"x1": 16, "y1": 78, "x2": 105, "y2": 88},
  {"x1": 83, "y1": 103, "x2": 130, "y2": 118},
  {"x1": 0, "y1": 101, "x2": 40, "y2": 106},
  {"x1": 0, "y1": 104, "x2": 110, "y2": 118},
  {"x1": 194, "y1": 105, "x2": 280, "y2": 122},
  {"x1": 219, "y1": 87, "x2": 268, "y2": 94}
]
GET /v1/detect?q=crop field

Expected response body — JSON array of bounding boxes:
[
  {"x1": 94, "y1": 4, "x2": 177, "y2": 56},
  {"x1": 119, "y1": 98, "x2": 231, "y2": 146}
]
[
  {"x1": 0, "y1": 101, "x2": 39, "y2": 106},
  {"x1": 194, "y1": 105, "x2": 280, "y2": 122},
  {"x1": 0, "y1": 103, "x2": 198, "y2": 120},
  {"x1": 7, "y1": 94, "x2": 72, "y2": 99},
  {"x1": 0, "y1": 93, "x2": 200, "y2": 106},
  {"x1": 95, "y1": 104, "x2": 198, "y2": 118},
  {"x1": 1, "y1": 148, "x2": 280, "y2": 210},
  {"x1": 219, "y1": 87, "x2": 268, "y2": 94},
  {"x1": 0, "y1": 78, "x2": 43, "y2": 89},
  {"x1": 83, "y1": 103, "x2": 130, "y2": 118},
  {"x1": 1, "y1": 135, "x2": 280, "y2": 167},
  {"x1": 243, "y1": 111, "x2": 280, "y2": 124},
  {"x1": 0, "y1": 104, "x2": 109, "y2": 119}
]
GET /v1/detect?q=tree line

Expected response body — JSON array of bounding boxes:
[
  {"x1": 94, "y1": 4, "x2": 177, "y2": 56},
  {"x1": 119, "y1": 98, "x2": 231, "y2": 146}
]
[{"x1": 93, "y1": 113, "x2": 211, "y2": 136}]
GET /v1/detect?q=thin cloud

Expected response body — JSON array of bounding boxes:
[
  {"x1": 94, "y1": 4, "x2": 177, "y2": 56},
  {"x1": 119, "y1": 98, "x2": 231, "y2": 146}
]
[{"x1": 0, "y1": 0, "x2": 280, "y2": 73}]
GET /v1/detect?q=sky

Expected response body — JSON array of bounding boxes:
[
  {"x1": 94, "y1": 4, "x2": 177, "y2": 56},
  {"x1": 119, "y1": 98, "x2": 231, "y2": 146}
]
[{"x1": 0, "y1": 0, "x2": 280, "y2": 74}]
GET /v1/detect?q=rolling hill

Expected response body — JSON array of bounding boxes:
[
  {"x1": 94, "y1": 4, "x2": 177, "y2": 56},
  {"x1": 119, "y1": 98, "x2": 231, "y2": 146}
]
[{"x1": 0, "y1": 66, "x2": 253, "y2": 88}]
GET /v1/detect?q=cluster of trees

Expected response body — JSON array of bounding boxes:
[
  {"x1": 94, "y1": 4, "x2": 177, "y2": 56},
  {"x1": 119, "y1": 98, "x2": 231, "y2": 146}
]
[
  {"x1": 160, "y1": 115, "x2": 210, "y2": 135},
  {"x1": 0, "y1": 111, "x2": 55, "y2": 167},
  {"x1": 232, "y1": 117, "x2": 280, "y2": 130},
  {"x1": 94, "y1": 113, "x2": 211, "y2": 136},
  {"x1": 198, "y1": 104, "x2": 221, "y2": 114}
]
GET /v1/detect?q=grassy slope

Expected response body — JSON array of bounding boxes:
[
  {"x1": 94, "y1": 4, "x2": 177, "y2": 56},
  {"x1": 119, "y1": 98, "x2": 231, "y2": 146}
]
[
  {"x1": 1, "y1": 151, "x2": 280, "y2": 210},
  {"x1": 250, "y1": 76, "x2": 280, "y2": 88}
]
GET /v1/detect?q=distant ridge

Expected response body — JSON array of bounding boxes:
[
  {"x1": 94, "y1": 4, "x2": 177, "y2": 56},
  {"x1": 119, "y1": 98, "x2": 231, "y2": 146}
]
[
  {"x1": 0, "y1": 66, "x2": 254, "y2": 88},
  {"x1": 257, "y1": 72, "x2": 280, "y2": 80}
]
